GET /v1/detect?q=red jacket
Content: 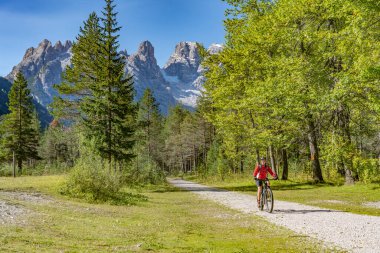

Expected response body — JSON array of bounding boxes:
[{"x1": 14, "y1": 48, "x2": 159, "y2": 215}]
[{"x1": 253, "y1": 164, "x2": 276, "y2": 180}]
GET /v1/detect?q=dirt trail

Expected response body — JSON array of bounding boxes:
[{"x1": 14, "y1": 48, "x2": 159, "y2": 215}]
[
  {"x1": 0, "y1": 191, "x2": 53, "y2": 224},
  {"x1": 169, "y1": 179, "x2": 380, "y2": 253}
]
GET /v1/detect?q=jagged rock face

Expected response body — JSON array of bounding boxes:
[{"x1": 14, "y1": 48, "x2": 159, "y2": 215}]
[
  {"x1": 125, "y1": 41, "x2": 176, "y2": 113},
  {"x1": 162, "y1": 42, "x2": 223, "y2": 107},
  {"x1": 5, "y1": 39, "x2": 223, "y2": 115},
  {"x1": 6, "y1": 39, "x2": 72, "y2": 106},
  {"x1": 163, "y1": 42, "x2": 201, "y2": 84}
]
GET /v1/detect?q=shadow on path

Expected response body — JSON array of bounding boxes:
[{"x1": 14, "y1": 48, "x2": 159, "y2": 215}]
[{"x1": 274, "y1": 209, "x2": 345, "y2": 214}]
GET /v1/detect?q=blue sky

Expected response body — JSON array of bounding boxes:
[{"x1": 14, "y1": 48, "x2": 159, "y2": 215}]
[{"x1": 0, "y1": 0, "x2": 228, "y2": 77}]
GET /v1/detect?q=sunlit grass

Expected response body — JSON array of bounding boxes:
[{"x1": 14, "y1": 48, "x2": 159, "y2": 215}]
[{"x1": 0, "y1": 175, "x2": 329, "y2": 252}]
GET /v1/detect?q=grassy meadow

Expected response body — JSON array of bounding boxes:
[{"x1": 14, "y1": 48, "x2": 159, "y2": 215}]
[{"x1": 0, "y1": 175, "x2": 334, "y2": 252}]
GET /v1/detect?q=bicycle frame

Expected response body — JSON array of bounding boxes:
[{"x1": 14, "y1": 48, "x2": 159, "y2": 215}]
[{"x1": 259, "y1": 178, "x2": 274, "y2": 213}]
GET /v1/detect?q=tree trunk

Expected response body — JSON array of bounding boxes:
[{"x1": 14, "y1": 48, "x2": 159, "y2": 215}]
[
  {"x1": 17, "y1": 159, "x2": 22, "y2": 174},
  {"x1": 13, "y1": 151, "x2": 16, "y2": 178},
  {"x1": 345, "y1": 163, "x2": 355, "y2": 185},
  {"x1": 307, "y1": 118, "x2": 323, "y2": 182},
  {"x1": 183, "y1": 161, "x2": 186, "y2": 174},
  {"x1": 269, "y1": 145, "x2": 277, "y2": 174},
  {"x1": 240, "y1": 159, "x2": 244, "y2": 173},
  {"x1": 256, "y1": 149, "x2": 260, "y2": 165},
  {"x1": 337, "y1": 103, "x2": 355, "y2": 184},
  {"x1": 281, "y1": 149, "x2": 288, "y2": 180}
]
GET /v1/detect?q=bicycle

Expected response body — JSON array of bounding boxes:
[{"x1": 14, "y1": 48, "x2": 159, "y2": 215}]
[{"x1": 258, "y1": 178, "x2": 274, "y2": 213}]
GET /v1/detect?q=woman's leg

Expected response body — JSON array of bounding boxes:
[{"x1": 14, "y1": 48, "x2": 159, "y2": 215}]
[{"x1": 257, "y1": 185, "x2": 262, "y2": 207}]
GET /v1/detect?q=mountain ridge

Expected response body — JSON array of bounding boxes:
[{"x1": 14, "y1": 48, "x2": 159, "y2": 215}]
[{"x1": 4, "y1": 39, "x2": 223, "y2": 115}]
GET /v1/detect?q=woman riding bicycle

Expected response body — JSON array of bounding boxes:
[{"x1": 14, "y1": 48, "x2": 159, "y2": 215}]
[{"x1": 253, "y1": 157, "x2": 278, "y2": 208}]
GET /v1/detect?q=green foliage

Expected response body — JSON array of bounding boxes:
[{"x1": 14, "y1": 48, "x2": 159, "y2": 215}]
[
  {"x1": 136, "y1": 88, "x2": 164, "y2": 167},
  {"x1": 131, "y1": 88, "x2": 166, "y2": 184},
  {"x1": 53, "y1": 12, "x2": 101, "y2": 120},
  {"x1": 56, "y1": 131, "x2": 144, "y2": 204},
  {"x1": 0, "y1": 77, "x2": 11, "y2": 116},
  {"x1": 61, "y1": 143, "x2": 146, "y2": 205},
  {"x1": 198, "y1": 0, "x2": 380, "y2": 184},
  {"x1": 0, "y1": 72, "x2": 40, "y2": 173},
  {"x1": 353, "y1": 157, "x2": 380, "y2": 184},
  {"x1": 131, "y1": 152, "x2": 166, "y2": 185},
  {"x1": 205, "y1": 140, "x2": 218, "y2": 175},
  {"x1": 38, "y1": 120, "x2": 79, "y2": 170},
  {"x1": 54, "y1": 0, "x2": 136, "y2": 170}
]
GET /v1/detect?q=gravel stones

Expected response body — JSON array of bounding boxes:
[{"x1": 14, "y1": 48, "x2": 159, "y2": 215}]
[{"x1": 0, "y1": 200, "x2": 25, "y2": 224}]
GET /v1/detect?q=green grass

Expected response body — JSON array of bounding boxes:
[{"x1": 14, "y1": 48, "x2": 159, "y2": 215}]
[
  {"x1": 184, "y1": 173, "x2": 380, "y2": 216},
  {"x1": 0, "y1": 175, "x2": 332, "y2": 252}
]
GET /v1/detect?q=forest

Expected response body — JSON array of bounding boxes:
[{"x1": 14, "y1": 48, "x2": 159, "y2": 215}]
[{"x1": 0, "y1": 0, "x2": 379, "y2": 204}]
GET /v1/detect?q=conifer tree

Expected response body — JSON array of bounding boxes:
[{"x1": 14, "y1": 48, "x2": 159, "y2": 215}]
[
  {"x1": 0, "y1": 72, "x2": 39, "y2": 173},
  {"x1": 137, "y1": 88, "x2": 163, "y2": 164},
  {"x1": 53, "y1": 12, "x2": 101, "y2": 120},
  {"x1": 92, "y1": 0, "x2": 135, "y2": 169},
  {"x1": 54, "y1": 0, "x2": 136, "y2": 171}
]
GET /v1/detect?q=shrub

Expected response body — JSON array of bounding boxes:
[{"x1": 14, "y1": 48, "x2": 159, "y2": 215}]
[{"x1": 60, "y1": 153, "x2": 147, "y2": 205}]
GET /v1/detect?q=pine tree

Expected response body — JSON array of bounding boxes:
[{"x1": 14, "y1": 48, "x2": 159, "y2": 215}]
[
  {"x1": 137, "y1": 88, "x2": 163, "y2": 164},
  {"x1": 53, "y1": 12, "x2": 101, "y2": 120},
  {"x1": 0, "y1": 72, "x2": 39, "y2": 173},
  {"x1": 54, "y1": 0, "x2": 136, "y2": 171},
  {"x1": 91, "y1": 0, "x2": 136, "y2": 170}
]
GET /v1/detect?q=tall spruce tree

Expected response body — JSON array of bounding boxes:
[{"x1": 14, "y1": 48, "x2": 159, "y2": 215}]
[
  {"x1": 54, "y1": 0, "x2": 136, "y2": 171},
  {"x1": 53, "y1": 12, "x2": 101, "y2": 120},
  {"x1": 92, "y1": 0, "x2": 135, "y2": 170},
  {"x1": 137, "y1": 88, "x2": 163, "y2": 164},
  {"x1": 0, "y1": 72, "x2": 39, "y2": 173}
]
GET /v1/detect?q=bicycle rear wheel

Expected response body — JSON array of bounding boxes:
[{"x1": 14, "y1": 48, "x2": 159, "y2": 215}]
[{"x1": 264, "y1": 187, "x2": 274, "y2": 213}]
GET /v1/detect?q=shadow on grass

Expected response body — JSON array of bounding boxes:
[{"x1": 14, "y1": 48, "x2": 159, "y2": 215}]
[
  {"x1": 153, "y1": 185, "x2": 227, "y2": 193},
  {"x1": 60, "y1": 190, "x2": 148, "y2": 206},
  {"x1": 107, "y1": 192, "x2": 148, "y2": 206}
]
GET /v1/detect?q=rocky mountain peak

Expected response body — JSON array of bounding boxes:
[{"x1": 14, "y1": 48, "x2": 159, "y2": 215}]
[
  {"x1": 208, "y1": 43, "x2": 224, "y2": 54},
  {"x1": 54, "y1": 40, "x2": 63, "y2": 50},
  {"x1": 38, "y1": 39, "x2": 51, "y2": 48},
  {"x1": 137, "y1": 41, "x2": 155, "y2": 58},
  {"x1": 5, "y1": 39, "x2": 222, "y2": 114},
  {"x1": 124, "y1": 41, "x2": 176, "y2": 113},
  {"x1": 53, "y1": 40, "x2": 72, "y2": 53},
  {"x1": 6, "y1": 39, "x2": 72, "y2": 105},
  {"x1": 163, "y1": 41, "x2": 201, "y2": 84},
  {"x1": 23, "y1": 47, "x2": 35, "y2": 61},
  {"x1": 128, "y1": 41, "x2": 159, "y2": 70},
  {"x1": 64, "y1": 40, "x2": 72, "y2": 49},
  {"x1": 174, "y1": 41, "x2": 199, "y2": 60}
]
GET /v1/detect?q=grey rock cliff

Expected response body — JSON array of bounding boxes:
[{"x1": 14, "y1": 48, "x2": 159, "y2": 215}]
[
  {"x1": 125, "y1": 41, "x2": 176, "y2": 113},
  {"x1": 6, "y1": 39, "x2": 72, "y2": 106},
  {"x1": 5, "y1": 39, "x2": 223, "y2": 114},
  {"x1": 162, "y1": 42, "x2": 223, "y2": 107}
]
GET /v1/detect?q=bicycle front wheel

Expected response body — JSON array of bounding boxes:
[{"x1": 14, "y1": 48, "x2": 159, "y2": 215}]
[{"x1": 264, "y1": 187, "x2": 274, "y2": 213}]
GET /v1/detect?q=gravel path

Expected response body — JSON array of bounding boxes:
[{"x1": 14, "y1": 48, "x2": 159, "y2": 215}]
[
  {"x1": 169, "y1": 179, "x2": 380, "y2": 253},
  {"x1": 0, "y1": 201, "x2": 25, "y2": 224},
  {"x1": 0, "y1": 191, "x2": 53, "y2": 224},
  {"x1": 363, "y1": 201, "x2": 380, "y2": 209}
]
